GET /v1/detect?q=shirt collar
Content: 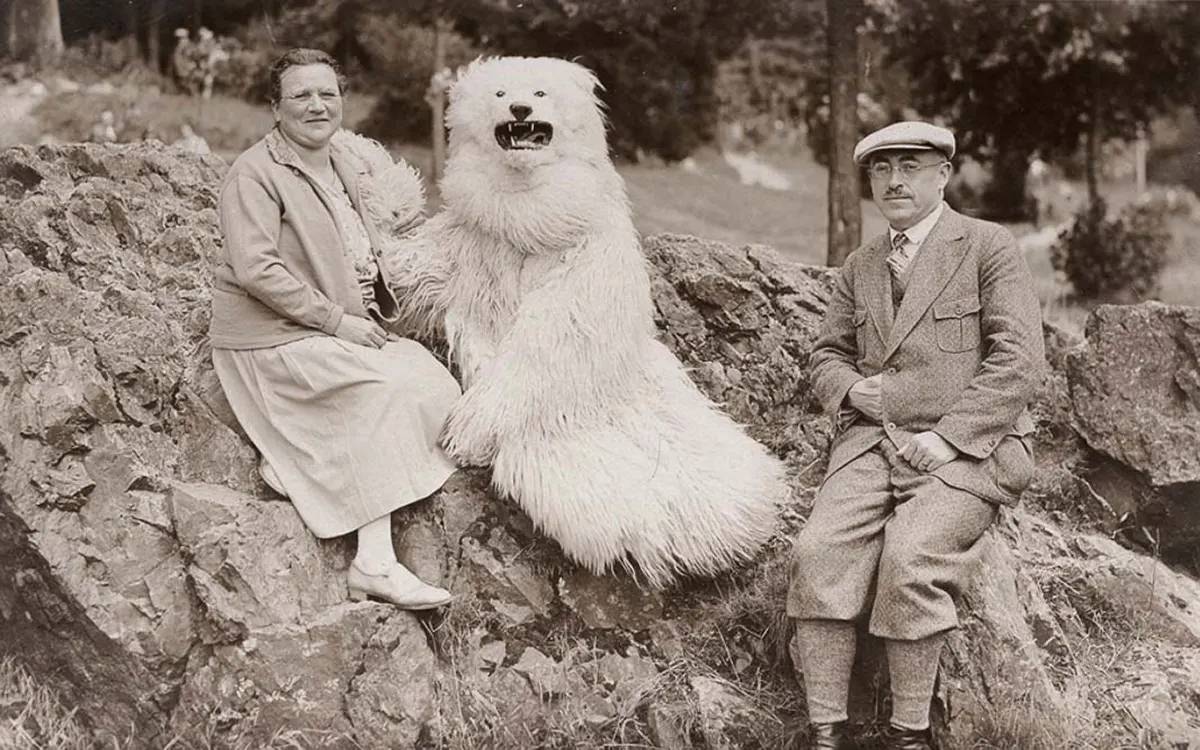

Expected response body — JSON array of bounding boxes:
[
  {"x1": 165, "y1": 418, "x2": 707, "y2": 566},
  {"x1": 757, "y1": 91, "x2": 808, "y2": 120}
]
[{"x1": 889, "y1": 201, "x2": 945, "y2": 249}]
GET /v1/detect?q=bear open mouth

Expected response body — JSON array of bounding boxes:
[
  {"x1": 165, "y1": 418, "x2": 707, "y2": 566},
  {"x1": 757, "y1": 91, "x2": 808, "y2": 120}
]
[{"x1": 495, "y1": 121, "x2": 553, "y2": 150}]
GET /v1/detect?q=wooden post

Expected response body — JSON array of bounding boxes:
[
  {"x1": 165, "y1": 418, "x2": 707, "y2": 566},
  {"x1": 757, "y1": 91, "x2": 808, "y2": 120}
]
[{"x1": 826, "y1": 0, "x2": 862, "y2": 267}]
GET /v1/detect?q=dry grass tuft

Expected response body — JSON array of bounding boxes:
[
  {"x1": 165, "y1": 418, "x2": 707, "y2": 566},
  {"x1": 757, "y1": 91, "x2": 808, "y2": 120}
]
[{"x1": 0, "y1": 656, "x2": 92, "y2": 750}]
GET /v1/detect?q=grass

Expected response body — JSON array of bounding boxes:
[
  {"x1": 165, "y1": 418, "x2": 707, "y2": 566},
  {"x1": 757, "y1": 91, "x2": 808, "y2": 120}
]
[
  {"x1": 419, "y1": 542, "x2": 809, "y2": 750},
  {"x1": 0, "y1": 657, "x2": 92, "y2": 750},
  {"x1": 622, "y1": 146, "x2": 888, "y2": 261},
  {"x1": 28, "y1": 86, "x2": 377, "y2": 162}
]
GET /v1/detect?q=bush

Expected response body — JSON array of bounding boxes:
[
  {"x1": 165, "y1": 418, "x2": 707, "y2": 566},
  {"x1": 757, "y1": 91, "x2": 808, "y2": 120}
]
[
  {"x1": 355, "y1": 17, "x2": 484, "y2": 144},
  {"x1": 1051, "y1": 199, "x2": 1171, "y2": 302}
]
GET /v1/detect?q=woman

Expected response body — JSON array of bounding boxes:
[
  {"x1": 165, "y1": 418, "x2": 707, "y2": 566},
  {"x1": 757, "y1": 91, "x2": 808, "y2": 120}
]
[{"x1": 209, "y1": 48, "x2": 459, "y2": 609}]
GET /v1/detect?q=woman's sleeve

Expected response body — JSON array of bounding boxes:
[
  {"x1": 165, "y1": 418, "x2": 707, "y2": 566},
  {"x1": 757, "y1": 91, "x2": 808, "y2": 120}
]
[{"x1": 220, "y1": 174, "x2": 344, "y2": 335}]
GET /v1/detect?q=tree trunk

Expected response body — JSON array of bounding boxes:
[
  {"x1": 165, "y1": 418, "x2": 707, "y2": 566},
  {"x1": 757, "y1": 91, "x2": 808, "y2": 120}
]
[
  {"x1": 826, "y1": 0, "x2": 862, "y2": 267},
  {"x1": 8, "y1": 0, "x2": 64, "y2": 66},
  {"x1": 982, "y1": 146, "x2": 1029, "y2": 222},
  {"x1": 1085, "y1": 92, "x2": 1101, "y2": 208},
  {"x1": 430, "y1": 17, "x2": 450, "y2": 185},
  {"x1": 122, "y1": 0, "x2": 142, "y2": 66},
  {"x1": 2, "y1": 2, "x2": 16, "y2": 58},
  {"x1": 147, "y1": 0, "x2": 165, "y2": 72},
  {"x1": 1134, "y1": 124, "x2": 1147, "y2": 196}
]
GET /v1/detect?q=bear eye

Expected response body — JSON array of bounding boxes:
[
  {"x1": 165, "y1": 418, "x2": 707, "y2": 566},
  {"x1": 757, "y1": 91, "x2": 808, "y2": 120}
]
[
  {"x1": 534, "y1": 90, "x2": 546, "y2": 97},
  {"x1": 495, "y1": 90, "x2": 505, "y2": 98}
]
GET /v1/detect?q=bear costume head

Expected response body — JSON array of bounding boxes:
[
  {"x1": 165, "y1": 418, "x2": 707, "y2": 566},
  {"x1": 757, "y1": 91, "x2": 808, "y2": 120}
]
[
  {"x1": 441, "y1": 57, "x2": 624, "y2": 253},
  {"x1": 446, "y1": 56, "x2": 608, "y2": 169}
]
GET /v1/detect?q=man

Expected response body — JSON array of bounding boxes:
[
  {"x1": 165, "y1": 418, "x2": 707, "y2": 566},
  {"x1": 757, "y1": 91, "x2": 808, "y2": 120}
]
[{"x1": 788, "y1": 121, "x2": 1044, "y2": 750}]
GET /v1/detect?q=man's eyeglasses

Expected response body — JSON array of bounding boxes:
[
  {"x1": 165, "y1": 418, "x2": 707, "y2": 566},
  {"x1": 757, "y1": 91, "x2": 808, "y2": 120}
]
[{"x1": 866, "y1": 161, "x2": 948, "y2": 181}]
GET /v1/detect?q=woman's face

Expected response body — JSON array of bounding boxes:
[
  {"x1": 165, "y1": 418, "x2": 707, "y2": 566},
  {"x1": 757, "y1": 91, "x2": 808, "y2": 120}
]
[{"x1": 272, "y1": 63, "x2": 343, "y2": 150}]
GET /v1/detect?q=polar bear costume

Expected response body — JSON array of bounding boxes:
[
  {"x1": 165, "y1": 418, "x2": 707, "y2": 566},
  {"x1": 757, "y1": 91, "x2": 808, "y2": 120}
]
[{"x1": 380, "y1": 57, "x2": 787, "y2": 586}]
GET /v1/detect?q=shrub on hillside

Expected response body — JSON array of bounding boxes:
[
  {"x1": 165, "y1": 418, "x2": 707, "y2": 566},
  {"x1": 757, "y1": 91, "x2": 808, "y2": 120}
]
[
  {"x1": 1051, "y1": 199, "x2": 1171, "y2": 302},
  {"x1": 355, "y1": 17, "x2": 484, "y2": 144}
]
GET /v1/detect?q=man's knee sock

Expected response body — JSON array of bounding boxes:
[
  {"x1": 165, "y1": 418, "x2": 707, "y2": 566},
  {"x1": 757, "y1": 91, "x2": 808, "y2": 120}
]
[
  {"x1": 885, "y1": 633, "x2": 946, "y2": 731},
  {"x1": 794, "y1": 619, "x2": 856, "y2": 724}
]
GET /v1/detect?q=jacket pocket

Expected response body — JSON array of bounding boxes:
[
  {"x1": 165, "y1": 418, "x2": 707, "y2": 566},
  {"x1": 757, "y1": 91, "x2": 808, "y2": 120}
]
[
  {"x1": 932, "y1": 296, "x2": 981, "y2": 352},
  {"x1": 989, "y1": 433, "x2": 1035, "y2": 497}
]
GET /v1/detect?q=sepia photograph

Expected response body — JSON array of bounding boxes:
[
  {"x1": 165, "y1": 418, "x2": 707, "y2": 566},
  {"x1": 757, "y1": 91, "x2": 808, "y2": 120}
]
[{"x1": 0, "y1": 0, "x2": 1198, "y2": 748}]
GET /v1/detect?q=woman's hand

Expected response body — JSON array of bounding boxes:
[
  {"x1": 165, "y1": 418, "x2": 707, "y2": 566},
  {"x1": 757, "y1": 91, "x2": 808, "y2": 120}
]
[{"x1": 334, "y1": 315, "x2": 388, "y2": 348}]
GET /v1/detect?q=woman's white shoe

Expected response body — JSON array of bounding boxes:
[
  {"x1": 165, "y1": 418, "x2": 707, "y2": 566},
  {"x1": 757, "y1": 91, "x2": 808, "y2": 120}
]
[{"x1": 346, "y1": 562, "x2": 452, "y2": 610}]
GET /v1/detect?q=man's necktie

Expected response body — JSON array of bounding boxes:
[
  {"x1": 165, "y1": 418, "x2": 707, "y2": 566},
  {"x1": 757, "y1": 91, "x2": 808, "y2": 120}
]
[{"x1": 887, "y1": 232, "x2": 910, "y2": 278}]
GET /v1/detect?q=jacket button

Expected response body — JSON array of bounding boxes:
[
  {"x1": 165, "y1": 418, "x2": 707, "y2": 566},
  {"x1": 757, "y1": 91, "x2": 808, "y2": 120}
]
[
  {"x1": 886, "y1": 367, "x2": 897, "y2": 375},
  {"x1": 886, "y1": 422, "x2": 897, "y2": 430}
]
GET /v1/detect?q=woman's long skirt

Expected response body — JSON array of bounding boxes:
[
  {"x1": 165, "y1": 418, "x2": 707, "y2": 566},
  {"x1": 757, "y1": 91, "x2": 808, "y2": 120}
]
[{"x1": 212, "y1": 335, "x2": 461, "y2": 538}]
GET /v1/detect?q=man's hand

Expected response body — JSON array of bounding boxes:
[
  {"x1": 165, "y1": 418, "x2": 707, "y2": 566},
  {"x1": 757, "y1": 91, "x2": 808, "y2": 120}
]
[
  {"x1": 899, "y1": 431, "x2": 959, "y2": 472},
  {"x1": 334, "y1": 315, "x2": 387, "y2": 349},
  {"x1": 847, "y1": 375, "x2": 883, "y2": 422}
]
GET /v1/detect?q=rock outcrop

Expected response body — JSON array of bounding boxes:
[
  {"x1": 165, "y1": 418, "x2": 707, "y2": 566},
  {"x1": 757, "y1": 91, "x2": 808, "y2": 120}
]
[
  {"x1": 1065, "y1": 303, "x2": 1200, "y2": 570},
  {"x1": 1068, "y1": 303, "x2": 1200, "y2": 487},
  {"x1": 1, "y1": 142, "x2": 1199, "y2": 749}
]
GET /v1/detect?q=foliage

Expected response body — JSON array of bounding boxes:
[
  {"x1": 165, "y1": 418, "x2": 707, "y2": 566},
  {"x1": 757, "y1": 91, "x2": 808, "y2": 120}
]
[
  {"x1": 801, "y1": 18, "x2": 911, "y2": 171},
  {"x1": 716, "y1": 36, "x2": 819, "y2": 149},
  {"x1": 355, "y1": 16, "x2": 484, "y2": 143},
  {"x1": 490, "y1": 0, "x2": 821, "y2": 160},
  {"x1": 1051, "y1": 198, "x2": 1171, "y2": 303},
  {"x1": 213, "y1": 37, "x2": 274, "y2": 102},
  {"x1": 255, "y1": 0, "x2": 819, "y2": 159},
  {"x1": 879, "y1": 0, "x2": 1200, "y2": 215}
]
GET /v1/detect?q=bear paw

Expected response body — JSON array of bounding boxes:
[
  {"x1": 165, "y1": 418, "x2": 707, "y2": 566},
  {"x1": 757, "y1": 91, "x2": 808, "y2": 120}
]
[{"x1": 439, "y1": 408, "x2": 498, "y2": 468}]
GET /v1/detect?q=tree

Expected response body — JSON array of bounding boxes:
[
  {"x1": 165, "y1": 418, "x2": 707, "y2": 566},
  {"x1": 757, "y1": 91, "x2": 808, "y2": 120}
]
[
  {"x1": 882, "y1": 0, "x2": 1200, "y2": 216},
  {"x1": 826, "y1": 0, "x2": 863, "y2": 266},
  {"x1": 5, "y1": 0, "x2": 64, "y2": 65}
]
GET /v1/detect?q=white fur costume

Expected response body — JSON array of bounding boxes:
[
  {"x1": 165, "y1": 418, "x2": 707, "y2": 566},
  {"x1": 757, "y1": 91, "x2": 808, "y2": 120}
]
[{"x1": 380, "y1": 57, "x2": 787, "y2": 586}]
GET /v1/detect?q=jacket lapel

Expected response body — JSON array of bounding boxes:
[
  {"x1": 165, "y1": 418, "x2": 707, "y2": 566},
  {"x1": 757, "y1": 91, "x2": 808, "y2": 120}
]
[
  {"x1": 882, "y1": 207, "x2": 968, "y2": 362},
  {"x1": 331, "y1": 145, "x2": 383, "y2": 250},
  {"x1": 266, "y1": 128, "x2": 344, "y2": 228},
  {"x1": 859, "y1": 236, "x2": 894, "y2": 343}
]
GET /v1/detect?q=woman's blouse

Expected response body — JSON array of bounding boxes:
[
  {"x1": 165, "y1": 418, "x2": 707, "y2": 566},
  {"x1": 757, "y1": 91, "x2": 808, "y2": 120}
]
[{"x1": 306, "y1": 166, "x2": 380, "y2": 309}]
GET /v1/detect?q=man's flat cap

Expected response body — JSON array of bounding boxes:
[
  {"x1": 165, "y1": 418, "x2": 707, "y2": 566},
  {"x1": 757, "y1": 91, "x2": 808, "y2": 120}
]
[{"x1": 853, "y1": 121, "x2": 955, "y2": 164}]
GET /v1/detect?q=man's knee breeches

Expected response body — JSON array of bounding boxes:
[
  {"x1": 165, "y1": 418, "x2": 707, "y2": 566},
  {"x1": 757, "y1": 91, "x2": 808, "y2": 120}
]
[{"x1": 787, "y1": 448, "x2": 997, "y2": 640}]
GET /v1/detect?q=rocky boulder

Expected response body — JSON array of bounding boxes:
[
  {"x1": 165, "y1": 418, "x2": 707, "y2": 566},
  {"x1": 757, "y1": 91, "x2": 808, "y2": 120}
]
[
  {"x1": 1068, "y1": 303, "x2": 1200, "y2": 486},
  {"x1": 1065, "y1": 303, "x2": 1200, "y2": 569}
]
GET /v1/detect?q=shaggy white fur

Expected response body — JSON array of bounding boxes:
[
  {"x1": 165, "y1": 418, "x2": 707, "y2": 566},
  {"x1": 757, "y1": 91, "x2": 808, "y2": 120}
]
[{"x1": 380, "y1": 57, "x2": 788, "y2": 586}]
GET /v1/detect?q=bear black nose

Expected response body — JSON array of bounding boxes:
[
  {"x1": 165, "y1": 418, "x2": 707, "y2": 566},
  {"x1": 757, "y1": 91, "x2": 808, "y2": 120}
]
[{"x1": 509, "y1": 103, "x2": 532, "y2": 121}]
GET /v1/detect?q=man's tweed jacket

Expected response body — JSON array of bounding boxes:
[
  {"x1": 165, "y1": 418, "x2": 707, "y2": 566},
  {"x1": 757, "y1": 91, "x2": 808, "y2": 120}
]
[{"x1": 811, "y1": 205, "x2": 1045, "y2": 505}]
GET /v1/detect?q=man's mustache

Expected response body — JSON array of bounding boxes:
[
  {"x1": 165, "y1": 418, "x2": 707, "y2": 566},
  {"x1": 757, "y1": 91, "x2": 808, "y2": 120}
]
[{"x1": 884, "y1": 189, "x2": 911, "y2": 198}]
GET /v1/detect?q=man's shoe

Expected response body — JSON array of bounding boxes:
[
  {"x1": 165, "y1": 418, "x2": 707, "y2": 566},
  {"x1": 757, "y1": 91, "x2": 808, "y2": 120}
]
[
  {"x1": 347, "y1": 562, "x2": 453, "y2": 610},
  {"x1": 881, "y1": 724, "x2": 931, "y2": 750},
  {"x1": 808, "y1": 721, "x2": 851, "y2": 750}
]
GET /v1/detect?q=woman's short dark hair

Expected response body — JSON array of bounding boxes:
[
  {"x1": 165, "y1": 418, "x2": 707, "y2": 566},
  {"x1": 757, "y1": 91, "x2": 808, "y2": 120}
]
[{"x1": 267, "y1": 48, "x2": 347, "y2": 104}]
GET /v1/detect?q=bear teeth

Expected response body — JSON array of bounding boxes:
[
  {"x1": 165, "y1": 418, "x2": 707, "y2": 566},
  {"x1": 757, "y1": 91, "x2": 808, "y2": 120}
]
[{"x1": 494, "y1": 121, "x2": 554, "y2": 150}]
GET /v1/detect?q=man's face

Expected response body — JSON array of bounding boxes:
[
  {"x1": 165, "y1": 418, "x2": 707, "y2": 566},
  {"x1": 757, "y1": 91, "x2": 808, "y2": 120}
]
[
  {"x1": 272, "y1": 64, "x2": 343, "y2": 151},
  {"x1": 867, "y1": 149, "x2": 950, "y2": 230}
]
